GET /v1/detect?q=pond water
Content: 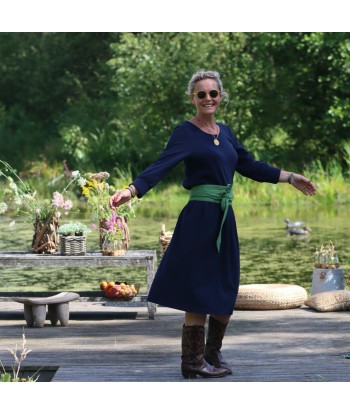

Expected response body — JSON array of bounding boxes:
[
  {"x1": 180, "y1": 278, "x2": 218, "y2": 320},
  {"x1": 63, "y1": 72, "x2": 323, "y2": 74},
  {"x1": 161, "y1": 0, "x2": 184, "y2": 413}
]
[{"x1": 0, "y1": 203, "x2": 349, "y2": 294}]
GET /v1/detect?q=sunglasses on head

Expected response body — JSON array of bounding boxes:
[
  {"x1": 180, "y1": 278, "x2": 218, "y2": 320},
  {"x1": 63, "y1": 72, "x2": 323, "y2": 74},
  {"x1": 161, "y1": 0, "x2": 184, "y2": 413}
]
[{"x1": 192, "y1": 90, "x2": 220, "y2": 99}]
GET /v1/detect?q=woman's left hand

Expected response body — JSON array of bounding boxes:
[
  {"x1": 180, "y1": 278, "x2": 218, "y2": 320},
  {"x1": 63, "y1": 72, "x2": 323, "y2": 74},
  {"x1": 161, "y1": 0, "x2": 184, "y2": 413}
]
[{"x1": 290, "y1": 173, "x2": 317, "y2": 196}]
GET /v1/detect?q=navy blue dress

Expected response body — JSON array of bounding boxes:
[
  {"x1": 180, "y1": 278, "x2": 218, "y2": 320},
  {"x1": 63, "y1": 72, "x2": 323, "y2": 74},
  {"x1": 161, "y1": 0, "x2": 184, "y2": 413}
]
[{"x1": 132, "y1": 121, "x2": 280, "y2": 315}]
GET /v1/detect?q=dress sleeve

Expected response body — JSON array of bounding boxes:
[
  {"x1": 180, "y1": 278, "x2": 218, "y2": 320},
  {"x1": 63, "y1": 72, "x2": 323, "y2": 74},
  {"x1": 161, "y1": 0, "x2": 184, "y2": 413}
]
[
  {"x1": 227, "y1": 127, "x2": 281, "y2": 183},
  {"x1": 131, "y1": 128, "x2": 187, "y2": 197}
]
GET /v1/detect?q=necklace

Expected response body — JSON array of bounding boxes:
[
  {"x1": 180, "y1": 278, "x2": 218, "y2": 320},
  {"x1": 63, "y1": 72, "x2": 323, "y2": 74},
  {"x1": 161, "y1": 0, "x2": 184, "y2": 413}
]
[{"x1": 195, "y1": 117, "x2": 220, "y2": 146}]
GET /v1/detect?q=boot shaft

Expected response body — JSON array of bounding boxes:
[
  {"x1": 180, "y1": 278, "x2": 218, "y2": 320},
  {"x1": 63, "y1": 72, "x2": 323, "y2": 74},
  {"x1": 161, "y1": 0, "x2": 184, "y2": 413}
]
[
  {"x1": 181, "y1": 324, "x2": 205, "y2": 364},
  {"x1": 205, "y1": 316, "x2": 227, "y2": 351},
  {"x1": 204, "y1": 316, "x2": 232, "y2": 374}
]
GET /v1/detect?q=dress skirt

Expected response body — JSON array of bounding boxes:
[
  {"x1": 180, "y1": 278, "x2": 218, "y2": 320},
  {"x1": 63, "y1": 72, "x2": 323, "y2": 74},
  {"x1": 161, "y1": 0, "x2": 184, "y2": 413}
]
[{"x1": 147, "y1": 200, "x2": 240, "y2": 315}]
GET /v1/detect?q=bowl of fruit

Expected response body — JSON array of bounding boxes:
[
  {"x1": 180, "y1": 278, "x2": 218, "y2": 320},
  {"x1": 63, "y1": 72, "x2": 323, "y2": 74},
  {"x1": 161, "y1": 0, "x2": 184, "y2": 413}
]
[{"x1": 100, "y1": 280, "x2": 140, "y2": 301}]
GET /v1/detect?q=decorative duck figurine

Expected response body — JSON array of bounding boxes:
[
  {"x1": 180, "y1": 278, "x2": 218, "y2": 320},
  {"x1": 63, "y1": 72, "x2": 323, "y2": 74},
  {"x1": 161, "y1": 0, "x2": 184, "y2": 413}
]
[
  {"x1": 284, "y1": 218, "x2": 305, "y2": 229},
  {"x1": 287, "y1": 226, "x2": 311, "y2": 235}
]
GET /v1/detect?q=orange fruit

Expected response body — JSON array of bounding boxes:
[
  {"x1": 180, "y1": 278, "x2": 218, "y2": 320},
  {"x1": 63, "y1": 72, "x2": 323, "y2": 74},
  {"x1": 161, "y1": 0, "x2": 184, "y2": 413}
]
[
  {"x1": 107, "y1": 281, "x2": 115, "y2": 287},
  {"x1": 100, "y1": 281, "x2": 108, "y2": 291}
]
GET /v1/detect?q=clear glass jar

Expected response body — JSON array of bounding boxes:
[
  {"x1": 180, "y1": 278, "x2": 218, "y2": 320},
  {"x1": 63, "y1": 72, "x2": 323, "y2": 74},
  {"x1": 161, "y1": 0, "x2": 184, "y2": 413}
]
[
  {"x1": 102, "y1": 240, "x2": 127, "y2": 256},
  {"x1": 332, "y1": 252, "x2": 340, "y2": 268},
  {"x1": 320, "y1": 253, "x2": 329, "y2": 269},
  {"x1": 110, "y1": 240, "x2": 127, "y2": 256},
  {"x1": 314, "y1": 251, "x2": 321, "y2": 268}
]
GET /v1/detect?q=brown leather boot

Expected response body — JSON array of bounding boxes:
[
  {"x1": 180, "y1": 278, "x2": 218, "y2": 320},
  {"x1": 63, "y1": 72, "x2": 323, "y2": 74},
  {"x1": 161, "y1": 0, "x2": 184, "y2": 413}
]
[
  {"x1": 181, "y1": 324, "x2": 229, "y2": 379},
  {"x1": 204, "y1": 316, "x2": 233, "y2": 374}
]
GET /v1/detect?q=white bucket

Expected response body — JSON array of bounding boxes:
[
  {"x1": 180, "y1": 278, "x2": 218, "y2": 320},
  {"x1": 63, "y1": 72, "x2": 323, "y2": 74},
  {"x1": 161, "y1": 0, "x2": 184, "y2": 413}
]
[{"x1": 311, "y1": 268, "x2": 345, "y2": 295}]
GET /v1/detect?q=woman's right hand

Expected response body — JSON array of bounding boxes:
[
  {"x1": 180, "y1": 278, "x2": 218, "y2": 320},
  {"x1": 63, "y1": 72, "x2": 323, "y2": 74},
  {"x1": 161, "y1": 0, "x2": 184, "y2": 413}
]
[{"x1": 109, "y1": 189, "x2": 132, "y2": 210}]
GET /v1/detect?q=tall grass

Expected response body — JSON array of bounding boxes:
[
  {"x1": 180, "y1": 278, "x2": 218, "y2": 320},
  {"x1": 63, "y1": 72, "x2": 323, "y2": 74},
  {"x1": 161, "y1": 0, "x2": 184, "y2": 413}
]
[
  {"x1": 134, "y1": 159, "x2": 350, "y2": 218},
  {"x1": 3, "y1": 159, "x2": 349, "y2": 220}
]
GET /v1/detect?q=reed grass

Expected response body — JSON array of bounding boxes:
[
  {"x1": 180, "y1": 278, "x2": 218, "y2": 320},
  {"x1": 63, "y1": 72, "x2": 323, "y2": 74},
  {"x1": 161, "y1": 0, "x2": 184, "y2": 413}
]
[
  {"x1": 3, "y1": 158, "x2": 348, "y2": 220},
  {"x1": 135, "y1": 166, "x2": 350, "y2": 219}
]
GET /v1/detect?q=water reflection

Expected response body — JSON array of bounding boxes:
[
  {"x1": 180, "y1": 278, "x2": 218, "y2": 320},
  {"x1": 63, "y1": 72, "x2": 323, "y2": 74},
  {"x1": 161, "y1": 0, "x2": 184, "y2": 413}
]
[
  {"x1": 236, "y1": 203, "x2": 349, "y2": 293},
  {"x1": 0, "y1": 204, "x2": 349, "y2": 294}
]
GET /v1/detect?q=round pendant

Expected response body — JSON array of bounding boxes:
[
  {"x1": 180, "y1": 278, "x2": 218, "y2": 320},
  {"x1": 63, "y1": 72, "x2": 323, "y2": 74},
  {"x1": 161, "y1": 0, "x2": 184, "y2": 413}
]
[{"x1": 214, "y1": 138, "x2": 220, "y2": 146}]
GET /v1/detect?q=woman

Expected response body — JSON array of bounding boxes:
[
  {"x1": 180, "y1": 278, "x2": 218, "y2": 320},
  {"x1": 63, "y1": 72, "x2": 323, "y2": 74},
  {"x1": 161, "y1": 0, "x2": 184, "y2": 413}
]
[{"x1": 109, "y1": 69, "x2": 316, "y2": 379}]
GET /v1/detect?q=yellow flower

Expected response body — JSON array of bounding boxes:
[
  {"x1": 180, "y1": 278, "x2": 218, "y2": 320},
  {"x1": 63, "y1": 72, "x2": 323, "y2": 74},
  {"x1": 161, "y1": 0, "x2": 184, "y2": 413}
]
[
  {"x1": 82, "y1": 186, "x2": 90, "y2": 198},
  {"x1": 90, "y1": 179, "x2": 98, "y2": 189}
]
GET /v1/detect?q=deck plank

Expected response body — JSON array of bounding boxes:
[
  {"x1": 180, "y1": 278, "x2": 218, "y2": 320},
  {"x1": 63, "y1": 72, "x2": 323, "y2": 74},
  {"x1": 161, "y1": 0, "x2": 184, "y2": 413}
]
[{"x1": 0, "y1": 301, "x2": 349, "y2": 382}]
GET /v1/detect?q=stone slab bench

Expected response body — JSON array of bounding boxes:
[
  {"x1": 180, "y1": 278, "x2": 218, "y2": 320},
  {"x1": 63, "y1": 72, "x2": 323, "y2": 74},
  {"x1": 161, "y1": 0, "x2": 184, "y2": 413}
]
[
  {"x1": 0, "y1": 250, "x2": 157, "y2": 319},
  {"x1": 12, "y1": 292, "x2": 80, "y2": 328}
]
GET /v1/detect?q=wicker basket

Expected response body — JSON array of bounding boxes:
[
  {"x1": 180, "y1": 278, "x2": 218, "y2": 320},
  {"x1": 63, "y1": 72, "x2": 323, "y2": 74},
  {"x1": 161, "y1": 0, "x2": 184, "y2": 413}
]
[
  {"x1": 159, "y1": 224, "x2": 173, "y2": 257},
  {"x1": 60, "y1": 236, "x2": 86, "y2": 256}
]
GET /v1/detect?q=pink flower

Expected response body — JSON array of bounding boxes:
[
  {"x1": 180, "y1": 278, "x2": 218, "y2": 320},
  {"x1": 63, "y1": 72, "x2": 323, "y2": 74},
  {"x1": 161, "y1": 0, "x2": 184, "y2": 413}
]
[
  {"x1": 63, "y1": 199, "x2": 73, "y2": 211},
  {"x1": 52, "y1": 192, "x2": 65, "y2": 208},
  {"x1": 104, "y1": 213, "x2": 119, "y2": 231}
]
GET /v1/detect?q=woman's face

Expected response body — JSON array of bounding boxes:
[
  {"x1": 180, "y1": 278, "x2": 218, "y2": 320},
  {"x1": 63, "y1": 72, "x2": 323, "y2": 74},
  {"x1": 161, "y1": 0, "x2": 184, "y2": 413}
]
[{"x1": 190, "y1": 78, "x2": 222, "y2": 117}]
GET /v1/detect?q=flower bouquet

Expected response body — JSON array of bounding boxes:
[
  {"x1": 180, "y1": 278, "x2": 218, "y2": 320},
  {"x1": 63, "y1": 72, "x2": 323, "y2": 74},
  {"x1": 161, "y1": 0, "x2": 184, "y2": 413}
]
[
  {"x1": 0, "y1": 160, "x2": 80, "y2": 253},
  {"x1": 78, "y1": 171, "x2": 139, "y2": 254},
  {"x1": 313, "y1": 241, "x2": 340, "y2": 269},
  {"x1": 100, "y1": 213, "x2": 128, "y2": 256}
]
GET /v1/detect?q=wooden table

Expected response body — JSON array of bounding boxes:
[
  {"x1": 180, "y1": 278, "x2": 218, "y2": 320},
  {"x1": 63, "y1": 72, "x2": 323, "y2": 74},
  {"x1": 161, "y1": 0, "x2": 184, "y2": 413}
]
[{"x1": 0, "y1": 250, "x2": 157, "y2": 319}]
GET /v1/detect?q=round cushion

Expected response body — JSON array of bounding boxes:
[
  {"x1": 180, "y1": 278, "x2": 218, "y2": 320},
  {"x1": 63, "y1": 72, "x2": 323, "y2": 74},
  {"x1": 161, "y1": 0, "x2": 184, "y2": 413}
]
[{"x1": 235, "y1": 284, "x2": 307, "y2": 310}]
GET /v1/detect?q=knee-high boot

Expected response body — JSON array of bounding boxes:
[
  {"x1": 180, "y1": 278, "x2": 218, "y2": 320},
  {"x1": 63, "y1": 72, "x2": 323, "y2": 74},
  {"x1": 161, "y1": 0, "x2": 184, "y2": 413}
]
[
  {"x1": 181, "y1": 324, "x2": 229, "y2": 379},
  {"x1": 204, "y1": 316, "x2": 233, "y2": 374}
]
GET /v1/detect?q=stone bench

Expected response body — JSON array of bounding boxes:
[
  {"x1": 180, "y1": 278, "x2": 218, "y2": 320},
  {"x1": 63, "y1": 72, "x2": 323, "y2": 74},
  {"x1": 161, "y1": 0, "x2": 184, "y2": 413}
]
[
  {"x1": 13, "y1": 292, "x2": 80, "y2": 328},
  {"x1": 0, "y1": 250, "x2": 157, "y2": 319}
]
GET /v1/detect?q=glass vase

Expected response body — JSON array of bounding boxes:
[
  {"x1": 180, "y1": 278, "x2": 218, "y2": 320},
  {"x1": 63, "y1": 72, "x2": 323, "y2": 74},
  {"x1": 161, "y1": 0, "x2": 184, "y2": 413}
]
[{"x1": 102, "y1": 240, "x2": 127, "y2": 256}]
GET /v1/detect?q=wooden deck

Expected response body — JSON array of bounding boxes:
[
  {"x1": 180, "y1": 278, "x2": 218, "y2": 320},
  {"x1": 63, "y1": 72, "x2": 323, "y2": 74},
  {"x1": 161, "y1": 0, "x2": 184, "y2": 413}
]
[{"x1": 1, "y1": 299, "x2": 349, "y2": 383}]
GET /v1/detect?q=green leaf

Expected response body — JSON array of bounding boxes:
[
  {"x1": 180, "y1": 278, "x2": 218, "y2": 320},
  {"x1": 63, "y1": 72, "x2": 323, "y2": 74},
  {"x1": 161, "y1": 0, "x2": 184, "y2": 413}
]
[{"x1": 0, "y1": 373, "x2": 12, "y2": 382}]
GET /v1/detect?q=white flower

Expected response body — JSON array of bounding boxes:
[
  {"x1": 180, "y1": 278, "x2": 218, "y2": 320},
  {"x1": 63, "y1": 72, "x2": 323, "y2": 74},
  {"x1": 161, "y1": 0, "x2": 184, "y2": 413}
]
[
  {"x1": 14, "y1": 196, "x2": 23, "y2": 206},
  {"x1": 0, "y1": 202, "x2": 8, "y2": 214},
  {"x1": 8, "y1": 178, "x2": 18, "y2": 193},
  {"x1": 23, "y1": 193, "x2": 34, "y2": 200},
  {"x1": 8, "y1": 220, "x2": 16, "y2": 229},
  {"x1": 71, "y1": 170, "x2": 80, "y2": 178},
  {"x1": 78, "y1": 177, "x2": 86, "y2": 186}
]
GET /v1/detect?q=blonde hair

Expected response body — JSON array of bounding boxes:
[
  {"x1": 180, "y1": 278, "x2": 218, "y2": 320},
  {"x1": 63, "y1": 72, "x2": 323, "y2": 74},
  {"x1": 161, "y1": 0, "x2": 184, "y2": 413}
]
[{"x1": 186, "y1": 69, "x2": 229, "y2": 99}]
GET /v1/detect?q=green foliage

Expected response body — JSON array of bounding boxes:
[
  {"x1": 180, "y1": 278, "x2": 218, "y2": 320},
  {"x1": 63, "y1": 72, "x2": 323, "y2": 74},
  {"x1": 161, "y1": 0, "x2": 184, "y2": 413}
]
[
  {"x1": 0, "y1": 33, "x2": 119, "y2": 170},
  {"x1": 57, "y1": 221, "x2": 91, "y2": 236},
  {"x1": 0, "y1": 32, "x2": 350, "y2": 178}
]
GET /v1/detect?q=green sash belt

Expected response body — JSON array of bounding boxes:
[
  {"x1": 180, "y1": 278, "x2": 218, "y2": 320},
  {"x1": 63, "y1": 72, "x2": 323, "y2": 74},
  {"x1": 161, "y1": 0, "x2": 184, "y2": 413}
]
[{"x1": 189, "y1": 184, "x2": 233, "y2": 253}]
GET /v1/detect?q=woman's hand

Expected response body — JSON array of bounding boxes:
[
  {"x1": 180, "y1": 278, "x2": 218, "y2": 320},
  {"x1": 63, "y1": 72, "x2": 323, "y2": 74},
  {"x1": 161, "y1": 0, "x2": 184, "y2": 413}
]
[
  {"x1": 289, "y1": 173, "x2": 317, "y2": 196},
  {"x1": 109, "y1": 188, "x2": 132, "y2": 210}
]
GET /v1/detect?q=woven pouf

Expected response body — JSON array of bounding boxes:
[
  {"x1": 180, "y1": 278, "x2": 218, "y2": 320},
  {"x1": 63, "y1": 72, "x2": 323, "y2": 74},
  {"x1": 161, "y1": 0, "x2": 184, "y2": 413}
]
[{"x1": 235, "y1": 284, "x2": 307, "y2": 310}]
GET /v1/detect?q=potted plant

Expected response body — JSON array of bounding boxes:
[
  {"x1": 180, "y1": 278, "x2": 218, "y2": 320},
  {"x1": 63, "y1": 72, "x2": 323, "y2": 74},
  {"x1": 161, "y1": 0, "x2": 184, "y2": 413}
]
[
  {"x1": 311, "y1": 241, "x2": 344, "y2": 295},
  {"x1": 58, "y1": 222, "x2": 91, "y2": 256}
]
